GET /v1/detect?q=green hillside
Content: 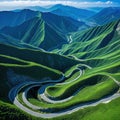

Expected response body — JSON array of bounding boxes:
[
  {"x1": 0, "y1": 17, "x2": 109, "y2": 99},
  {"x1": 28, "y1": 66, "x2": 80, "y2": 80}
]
[
  {"x1": 0, "y1": 7, "x2": 120, "y2": 120},
  {"x1": 0, "y1": 44, "x2": 80, "y2": 70},
  {"x1": 42, "y1": 12, "x2": 89, "y2": 34},
  {"x1": 0, "y1": 10, "x2": 88, "y2": 50},
  {"x1": 56, "y1": 20, "x2": 120, "y2": 58},
  {"x1": 0, "y1": 42, "x2": 80, "y2": 100},
  {"x1": 0, "y1": 17, "x2": 67, "y2": 50},
  {"x1": 53, "y1": 20, "x2": 120, "y2": 79}
]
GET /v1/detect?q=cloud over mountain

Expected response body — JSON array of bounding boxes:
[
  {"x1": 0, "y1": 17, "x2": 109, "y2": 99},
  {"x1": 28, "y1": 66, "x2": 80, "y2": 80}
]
[{"x1": 0, "y1": 0, "x2": 119, "y2": 11}]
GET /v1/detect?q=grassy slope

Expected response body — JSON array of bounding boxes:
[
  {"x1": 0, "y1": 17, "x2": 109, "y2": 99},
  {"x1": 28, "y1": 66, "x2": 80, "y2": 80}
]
[
  {"x1": 28, "y1": 74, "x2": 118, "y2": 111},
  {"x1": 57, "y1": 20, "x2": 119, "y2": 55},
  {"x1": 0, "y1": 54, "x2": 61, "y2": 79},
  {"x1": 0, "y1": 15, "x2": 120, "y2": 120},
  {"x1": 46, "y1": 74, "x2": 116, "y2": 98},
  {"x1": 0, "y1": 43, "x2": 80, "y2": 101},
  {"x1": 55, "y1": 20, "x2": 120, "y2": 72},
  {"x1": 0, "y1": 100, "x2": 34, "y2": 120},
  {"x1": 0, "y1": 12, "x2": 87, "y2": 51},
  {"x1": 54, "y1": 97, "x2": 120, "y2": 120},
  {"x1": 0, "y1": 44, "x2": 80, "y2": 71},
  {"x1": 42, "y1": 12, "x2": 89, "y2": 35},
  {"x1": 0, "y1": 54, "x2": 63, "y2": 102},
  {"x1": 0, "y1": 17, "x2": 67, "y2": 50},
  {"x1": 1, "y1": 97, "x2": 120, "y2": 120}
]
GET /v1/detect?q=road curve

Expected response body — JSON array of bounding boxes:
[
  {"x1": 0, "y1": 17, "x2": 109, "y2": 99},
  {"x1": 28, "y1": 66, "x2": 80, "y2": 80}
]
[
  {"x1": 10, "y1": 82, "x2": 120, "y2": 118},
  {"x1": 8, "y1": 59, "x2": 120, "y2": 118},
  {"x1": 38, "y1": 68, "x2": 83, "y2": 103}
]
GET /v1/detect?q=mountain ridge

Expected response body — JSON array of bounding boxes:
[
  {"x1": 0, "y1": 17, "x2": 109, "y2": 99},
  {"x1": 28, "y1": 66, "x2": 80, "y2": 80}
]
[{"x1": 89, "y1": 7, "x2": 120, "y2": 25}]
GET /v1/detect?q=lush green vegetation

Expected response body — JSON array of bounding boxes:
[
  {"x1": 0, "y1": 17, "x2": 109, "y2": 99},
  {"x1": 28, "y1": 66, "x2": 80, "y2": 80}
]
[
  {"x1": 0, "y1": 9, "x2": 89, "y2": 51},
  {"x1": 0, "y1": 7, "x2": 120, "y2": 120},
  {"x1": 0, "y1": 44, "x2": 80, "y2": 71},
  {"x1": 1, "y1": 94, "x2": 120, "y2": 120},
  {"x1": 46, "y1": 74, "x2": 118, "y2": 99},
  {"x1": 28, "y1": 75, "x2": 118, "y2": 111},
  {"x1": 0, "y1": 100, "x2": 34, "y2": 120}
]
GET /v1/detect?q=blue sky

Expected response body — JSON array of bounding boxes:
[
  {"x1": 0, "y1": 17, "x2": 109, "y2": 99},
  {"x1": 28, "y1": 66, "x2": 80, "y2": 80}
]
[{"x1": 0, "y1": 0, "x2": 119, "y2": 11}]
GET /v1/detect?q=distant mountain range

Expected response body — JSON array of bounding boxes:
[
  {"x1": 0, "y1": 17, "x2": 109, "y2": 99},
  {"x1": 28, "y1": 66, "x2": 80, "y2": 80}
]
[
  {"x1": 0, "y1": 9, "x2": 90, "y2": 50},
  {"x1": 89, "y1": 7, "x2": 120, "y2": 25},
  {"x1": 27, "y1": 4, "x2": 96, "y2": 21},
  {"x1": 0, "y1": 6, "x2": 120, "y2": 51},
  {"x1": 27, "y1": 5, "x2": 120, "y2": 26},
  {"x1": 51, "y1": 4, "x2": 96, "y2": 21}
]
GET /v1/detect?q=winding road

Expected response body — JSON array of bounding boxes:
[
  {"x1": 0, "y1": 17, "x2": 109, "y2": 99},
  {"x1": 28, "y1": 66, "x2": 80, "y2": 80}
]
[{"x1": 8, "y1": 58, "x2": 120, "y2": 118}]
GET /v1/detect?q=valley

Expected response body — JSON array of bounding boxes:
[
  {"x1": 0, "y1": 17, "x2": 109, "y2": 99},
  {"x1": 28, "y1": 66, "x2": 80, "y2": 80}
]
[{"x1": 0, "y1": 4, "x2": 120, "y2": 120}]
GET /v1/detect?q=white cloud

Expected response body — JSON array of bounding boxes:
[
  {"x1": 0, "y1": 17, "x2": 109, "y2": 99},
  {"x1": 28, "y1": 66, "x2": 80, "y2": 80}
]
[
  {"x1": 106, "y1": 1, "x2": 113, "y2": 4},
  {"x1": 0, "y1": 0, "x2": 117, "y2": 11}
]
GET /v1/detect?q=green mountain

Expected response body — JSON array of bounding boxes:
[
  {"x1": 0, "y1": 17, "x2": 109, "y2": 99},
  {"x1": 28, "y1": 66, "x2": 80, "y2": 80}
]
[
  {"x1": 42, "y1": 12, "x2": 89, "y2": 34},
  {"x1": 54, "y1": 19, "x2": 120, "y2": 75},
  {"x1": 89, "y1": 7, "x2": 120, "y2": 25},
  {"x1": 57, "y1": 20, "x2": 120, "y2": 54},
  {"x1": 0, "y1": 7, "x2": 120, "y2": 120},
  {"x1": 0, "y1": 9, "x2": 88, "y2": 34},
  {"x1": 0, "y1": 17, "x2": 67, "y2": 50},
  {"x1": 0, "y1": 43, "x2": 79, "y2": 71},
  {"x1": 0, "y1": 10, "x2": 88, "y2": 50},
  {"x1": 0, "y1": 43, "x2": 79, "y2": 102},
  {"x1": 0, "y1": 9, "x2": 41, "y2": 29}
]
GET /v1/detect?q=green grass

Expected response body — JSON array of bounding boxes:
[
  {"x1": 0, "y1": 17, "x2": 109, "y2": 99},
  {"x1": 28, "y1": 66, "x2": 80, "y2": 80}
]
[
  {"x1": 64, "y1": 71, "x2": 80, "y2": 82},
  {"x1": 0, "y1": 15, "x2": 120, "y2": 120},
  {"x1": 0, "y1": 100, "x2": 33, "y2": 120},
  {"x1": 1, "y1": 96, "x2": 120, "y2": 120},
  {"x1": 27, "y1": 74, "x2": 118, "y2": 112},
  {"x1": 0, "y1": 43, "x2": 80, "y2": 71},
  {"x1": 52, "y1": 97, "x2": 120, "y2": 120},
  {"x1": 0, "y1": 52, "x2": 64, "y2": 101},
  {"x1": 64, "y1": 64, "x2": 78, "y2": 77},
  {"x1": 46, "y1": 74, "x2": 107, "y2": 98}
]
